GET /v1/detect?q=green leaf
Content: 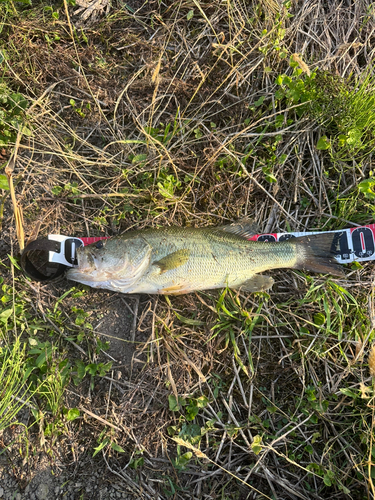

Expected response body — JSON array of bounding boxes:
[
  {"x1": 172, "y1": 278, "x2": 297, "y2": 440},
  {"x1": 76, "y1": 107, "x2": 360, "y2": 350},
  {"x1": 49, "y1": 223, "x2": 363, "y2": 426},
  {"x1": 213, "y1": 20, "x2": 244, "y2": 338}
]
[
  {"x1": 85, "y1": 363, "x2": 98, "y2": 376},
  {"x1": 93, "y1": 437, "x2": 109, "y2": 457},
  {"x1": 254, "y1": 96, "x2": 265, "y2": 107},
  {"x1": 339, "y1": 388, "x2": 358, "y2": 399},
  {"x1": 251, "y1": 435, "x2": 262, "y2": 455},
  {"x1": 311, "y1": 432, "x2": 320, "y2": 444},
  {"x1": 186, "y1": 404, "x2": 199, "y2": 421},
  {"x1": 111, "y1": 442, "x2": 125, "y2": 453},
  {"x1": 66, "y1": 408, "x2": 80, "y2": 421},
  {"x1": 313, "y1": 313, "x2": 326, "y2": 326},
  {"x1": 195, "y1": 396, "x2": 209, "y2": 408},
  {"x1": 157, "y1": 182, "x2": 175, "y2": 199},
  {"x1": 0, "y1": 174, "x2": 9, "y2": 190},
  {"x1": 194, "y1": 128, "x2": 202, "y2": 139},
  {"x1": 323, "y1": 474, "x2": 332, "y2": 487},
  {"x1": 164, "y1": 296, "x2": 204, "y2": 326},
  {"x1": 175, "y1": 451, "x2": 192, "y2": 467},
  {"x1": 20, "y1": 125, "x2": 32, "y2": 136},
  {"x1": 96, "y1": 361, "x2": 112, "y2": 376},
  {"x1": 265, "y1": 172, "x2": 277, "y2": 183},
  {"x1": 177, "y1": 315, "x2": 204, "y2": 326},
  {"x1": 36, "y1": 344, "x2": 52, "y2": 367},
  {"x1": 130, "y1": 456, "x2": 144, "y2": 468},
  {"x1": 347, "y1": 128, "x2": 362, "y2": 146},
  {"x1": 75, "y1": 360, "x2": 86, "y2": 381},
  {"x1": 316, "y1": 136, "x2": 330, "y2": 150},
  {"x1": 358, "y1": 178, "x2": 375, "y2": 200},
  {"x1": 179, "y1": 423, "x2": 202, "y2": 445},
  {"x1": 131, "y1": 154, "x2": 147, "y2": 164},
  {"x1": 168, "y1": 394, "x2": 185, "y2": 412},
  {"x1": 8, "y1": 255, "x2": 21, "y2": 270},
  {"x1": 51, "y1": 186, "x2": 63, "y2": 196},
  {"x1": 167, "y1": 425, "x2": 178, "y2": 436},
  {"x1": 338, "y1": 134, "x2": 347, "y2": 147},
  {"x1": 9, "y1": 93, "x2": 28, "y2": 110},
  {"x1": 262, "y1": 166, "x2": 277, "y2": 183},
  {"x1": 0, "y1": 307, "x2": 13, "y2": 323},
  {"x1": 187, "y1": 9, "x2": 194, "y2": 20}
]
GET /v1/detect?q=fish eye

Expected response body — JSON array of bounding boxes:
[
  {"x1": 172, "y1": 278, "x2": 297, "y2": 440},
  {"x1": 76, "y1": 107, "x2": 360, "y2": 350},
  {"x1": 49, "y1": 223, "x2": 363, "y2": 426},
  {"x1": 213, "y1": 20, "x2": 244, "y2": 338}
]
[{"x1": 95, "y1": 240, "x2": 104, "y2": 249}]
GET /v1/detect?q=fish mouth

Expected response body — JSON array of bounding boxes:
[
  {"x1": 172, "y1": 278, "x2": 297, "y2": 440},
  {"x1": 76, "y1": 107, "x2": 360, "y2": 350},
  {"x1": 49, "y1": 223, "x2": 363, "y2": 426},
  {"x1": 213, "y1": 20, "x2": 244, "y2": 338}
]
[
  {"x1": 66, "y1": 267, "x2": 89, "y2": 281},
  {"x1": 66, "y1": 248, "x2": 97, "y2": 282}
]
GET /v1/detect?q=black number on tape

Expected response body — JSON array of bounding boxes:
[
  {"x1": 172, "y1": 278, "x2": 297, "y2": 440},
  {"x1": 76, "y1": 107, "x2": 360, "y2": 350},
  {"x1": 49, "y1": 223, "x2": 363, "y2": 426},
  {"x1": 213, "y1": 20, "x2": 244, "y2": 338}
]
[
  {"x1": 352, "y1": 227, "x2": 375, "y2": 258},
  {"x1": 279, "y1": 234, "x2": 296, "y2": 241},
  {"x1": 257, "y1": 234, "x2": 277, "y2": 242},
  {"x1": 332, "y1": 232, "x2": 351, "y2": 260}
]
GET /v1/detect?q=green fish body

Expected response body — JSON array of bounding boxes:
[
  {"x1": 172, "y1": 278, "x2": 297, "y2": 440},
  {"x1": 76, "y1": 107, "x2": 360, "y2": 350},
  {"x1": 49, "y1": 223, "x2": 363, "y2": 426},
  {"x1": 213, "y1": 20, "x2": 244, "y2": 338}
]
[{"x1": 66, "y1": 221, "x2": 343, "y2": 294}]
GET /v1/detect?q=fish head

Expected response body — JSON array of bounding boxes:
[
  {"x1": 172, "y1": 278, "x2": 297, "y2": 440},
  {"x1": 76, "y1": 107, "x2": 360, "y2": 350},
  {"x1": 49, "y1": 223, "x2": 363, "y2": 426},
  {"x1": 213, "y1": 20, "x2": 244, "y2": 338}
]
[
  {"x1": 75, "y1": 239, "x2": 128, "y2": 278},
  {"x1": 66, "y1": 236, "x2": 152, "y2": 290}
]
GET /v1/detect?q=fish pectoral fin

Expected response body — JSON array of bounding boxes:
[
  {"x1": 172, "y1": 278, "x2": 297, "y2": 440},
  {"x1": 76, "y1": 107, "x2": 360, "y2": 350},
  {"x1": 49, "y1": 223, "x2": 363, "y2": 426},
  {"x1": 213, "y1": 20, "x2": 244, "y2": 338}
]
[
  {"x1": 153, "y1": 249, "x2": 190, "y2": 274},
  {"x1": 220, "y1": 218, "x2": 260, "y2": 239},
  {"x1": 235, "y1": 275, "x2": 274, "y2": 293}
]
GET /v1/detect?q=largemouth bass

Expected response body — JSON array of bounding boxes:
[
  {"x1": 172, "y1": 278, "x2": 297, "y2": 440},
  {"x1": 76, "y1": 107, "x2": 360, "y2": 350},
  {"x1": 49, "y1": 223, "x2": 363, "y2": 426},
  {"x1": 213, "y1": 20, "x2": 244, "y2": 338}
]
[{"x1": 66, "y1": 220, "x2": 344, "y2": 294}]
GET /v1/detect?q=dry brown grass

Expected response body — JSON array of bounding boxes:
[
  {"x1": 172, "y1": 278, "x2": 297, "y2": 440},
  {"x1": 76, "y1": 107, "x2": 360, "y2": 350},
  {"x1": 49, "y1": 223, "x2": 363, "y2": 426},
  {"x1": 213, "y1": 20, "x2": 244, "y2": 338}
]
[{"x1": 2, "y1": 0, "x2": 375, "y2": 498}]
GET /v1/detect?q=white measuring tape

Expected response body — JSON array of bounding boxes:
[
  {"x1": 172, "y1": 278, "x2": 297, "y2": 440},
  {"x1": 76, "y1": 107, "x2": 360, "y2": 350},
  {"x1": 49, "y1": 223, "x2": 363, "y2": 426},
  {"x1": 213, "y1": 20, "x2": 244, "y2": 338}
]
[
  {"x1": 43, "y1": 225, "x2": 375, "y2": 269},
  {"x1": 249, "y1": 225, "x2": 375, "y2": 264}
]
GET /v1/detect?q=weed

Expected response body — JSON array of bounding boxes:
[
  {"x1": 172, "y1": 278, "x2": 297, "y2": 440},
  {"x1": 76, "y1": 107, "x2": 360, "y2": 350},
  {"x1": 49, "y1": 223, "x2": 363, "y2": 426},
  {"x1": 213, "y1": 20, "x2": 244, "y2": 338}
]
[
  {"x1": 69, "y1": 99, "x2": 86, "y2": 118},
  {"x1": 359, "y1": 177, "x2": 375, "y2": 200},
  {"x1": 0, "y1": 336, "x2": 33, "y2": 433},
  {"x1": 274, "y1": 59, "x2": 375, "y2": 165},
  {"x1": 93, "y1": 432, "x2": 123, "y2": 457},
  {"x1": 73, "y1": 359, "x2": 112, "y2": 389},
  {"x1": 0, "y1": 82, "x2": 31, "y2": 145}
]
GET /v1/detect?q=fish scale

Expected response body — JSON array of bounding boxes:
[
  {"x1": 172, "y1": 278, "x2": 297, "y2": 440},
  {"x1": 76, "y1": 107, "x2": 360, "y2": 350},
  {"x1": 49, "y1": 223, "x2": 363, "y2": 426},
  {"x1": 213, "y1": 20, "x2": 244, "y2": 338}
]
[
  {"x1": 67, "y1": 222, "x2": 344, "y2": 295},
  {"x1": 139, "y1": 228, "x2": 294, "y2": 292}
]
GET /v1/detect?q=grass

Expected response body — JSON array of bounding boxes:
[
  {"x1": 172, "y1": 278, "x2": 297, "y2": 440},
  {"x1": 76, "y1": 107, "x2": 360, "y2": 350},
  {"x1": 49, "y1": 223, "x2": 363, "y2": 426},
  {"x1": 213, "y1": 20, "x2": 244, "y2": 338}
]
[
  {"x1": 1, "y1": 0, "x2": 375, "y2": 498},
  {"x1": 0, "y1": 336, "x2": 32, "y2": 434}
]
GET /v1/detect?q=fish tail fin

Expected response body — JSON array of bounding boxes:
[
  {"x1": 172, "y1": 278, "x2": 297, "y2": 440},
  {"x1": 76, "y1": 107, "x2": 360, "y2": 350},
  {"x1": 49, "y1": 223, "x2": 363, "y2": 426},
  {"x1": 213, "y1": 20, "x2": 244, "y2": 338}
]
[{"x1": 293, "y1": 233, "x2": 344, "y2": 277}]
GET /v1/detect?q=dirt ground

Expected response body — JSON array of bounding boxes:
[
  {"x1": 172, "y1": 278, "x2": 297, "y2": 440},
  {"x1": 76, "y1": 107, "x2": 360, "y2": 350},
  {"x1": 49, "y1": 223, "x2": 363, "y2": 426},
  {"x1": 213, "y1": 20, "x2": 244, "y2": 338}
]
[{"x1": 0, "y1": 289, "x2": 153, "y2": 500}]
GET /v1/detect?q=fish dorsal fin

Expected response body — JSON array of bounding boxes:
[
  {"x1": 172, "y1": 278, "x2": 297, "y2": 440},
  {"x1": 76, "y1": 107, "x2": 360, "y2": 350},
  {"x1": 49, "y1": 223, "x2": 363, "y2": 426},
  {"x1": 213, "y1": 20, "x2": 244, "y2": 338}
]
[
  {"x1": 153, "y1": 248, "x2": 190, "y2": 273},
  {"x1": 220, "y1": 218, "x2": 260, "y2": 239}
]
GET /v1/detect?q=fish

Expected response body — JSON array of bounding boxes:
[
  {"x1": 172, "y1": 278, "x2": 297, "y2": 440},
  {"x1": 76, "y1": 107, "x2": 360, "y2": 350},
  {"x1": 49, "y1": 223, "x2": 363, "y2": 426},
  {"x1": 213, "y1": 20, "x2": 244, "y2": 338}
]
[{"x1": 66, "y1": 220, "x2": 344, "y2": 295}]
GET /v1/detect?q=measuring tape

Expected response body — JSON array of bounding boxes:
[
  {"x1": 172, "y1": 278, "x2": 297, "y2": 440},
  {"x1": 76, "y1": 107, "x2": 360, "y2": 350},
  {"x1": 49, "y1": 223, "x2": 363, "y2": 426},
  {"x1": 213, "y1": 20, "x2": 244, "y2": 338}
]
[
  {"x1": 20, "y1": 225, "x2": 375, "y2": 282},
  {"x1": 248, "y1": 225, "x2": 375, "y2": 264}
]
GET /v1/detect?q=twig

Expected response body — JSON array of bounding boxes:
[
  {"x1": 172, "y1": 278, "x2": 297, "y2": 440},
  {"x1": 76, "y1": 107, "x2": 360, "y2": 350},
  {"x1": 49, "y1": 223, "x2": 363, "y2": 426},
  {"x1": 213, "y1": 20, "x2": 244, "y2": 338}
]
[
  {"x1": 102, "y1": 452, "x2": 160, "y2": 500},
  {"x1": 5, "y1": 130, "x2": 25, "y2": 251},
  {"x1": 79, "y1": 405, "x2": 122, "y2": 431},
  {"x1": 36, "y1": 192, "x2": 145, "y2": 201}
]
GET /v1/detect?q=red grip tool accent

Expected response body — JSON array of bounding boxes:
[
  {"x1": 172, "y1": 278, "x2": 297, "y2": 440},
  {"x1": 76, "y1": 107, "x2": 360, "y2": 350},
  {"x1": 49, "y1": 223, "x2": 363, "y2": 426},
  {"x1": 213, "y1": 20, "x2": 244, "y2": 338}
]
[{"x1": 81, "y1": 236, "x2": 109, "y2": 246}]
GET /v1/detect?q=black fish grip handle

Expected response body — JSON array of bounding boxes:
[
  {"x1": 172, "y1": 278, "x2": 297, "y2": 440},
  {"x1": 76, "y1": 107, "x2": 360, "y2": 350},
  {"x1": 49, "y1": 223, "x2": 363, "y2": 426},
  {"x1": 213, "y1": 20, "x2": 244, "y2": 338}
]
[{"x1": 21, "y1": 239, "x2": 67, "y2": 281}]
